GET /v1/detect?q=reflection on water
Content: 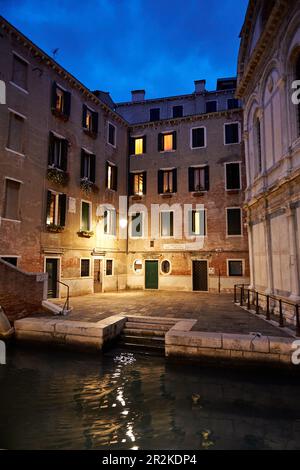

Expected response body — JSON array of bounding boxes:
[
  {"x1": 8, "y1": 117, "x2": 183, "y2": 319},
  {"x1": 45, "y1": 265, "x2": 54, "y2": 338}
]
[{"x1": 0, "y1": 345, "x2": 300, "y2": 450}]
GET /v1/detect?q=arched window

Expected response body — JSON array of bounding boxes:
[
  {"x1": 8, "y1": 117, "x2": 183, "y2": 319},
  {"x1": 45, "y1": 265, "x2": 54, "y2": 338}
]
[
  {"x1": 255, "y1": 117, "x2": 262, "y2": 173},
  {"x1": 296, "y1": 54, "x2": 300, "y2": 136}
]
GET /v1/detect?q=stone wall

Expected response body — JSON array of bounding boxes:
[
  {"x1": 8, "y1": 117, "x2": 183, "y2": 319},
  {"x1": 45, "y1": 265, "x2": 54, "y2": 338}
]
[{"x1": 0, "y1": 258, "x2": 47, "y2": 321}]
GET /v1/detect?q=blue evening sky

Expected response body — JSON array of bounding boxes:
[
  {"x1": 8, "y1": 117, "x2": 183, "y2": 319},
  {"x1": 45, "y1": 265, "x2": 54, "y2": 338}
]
[{"x1": 1, "y1": 0, "x2": 249, "y2": 102}]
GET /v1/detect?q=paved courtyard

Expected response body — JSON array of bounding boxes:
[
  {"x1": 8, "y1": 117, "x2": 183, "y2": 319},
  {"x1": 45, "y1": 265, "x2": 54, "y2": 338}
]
[{"x1": 48, "y1": 291, "x2": 291, "y2": 337}]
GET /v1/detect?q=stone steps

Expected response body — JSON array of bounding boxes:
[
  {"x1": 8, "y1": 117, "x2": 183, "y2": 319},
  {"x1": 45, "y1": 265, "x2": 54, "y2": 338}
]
[{"x1": 118, "y1": 316, "x2": 175, "y2": 354}]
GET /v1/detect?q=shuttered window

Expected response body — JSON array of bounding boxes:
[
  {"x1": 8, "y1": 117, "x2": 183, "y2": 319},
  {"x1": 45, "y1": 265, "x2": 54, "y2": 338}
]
[
  {"x1": 51, "y1": 82, "x2": 71, "y2": 118},
  {"x1": 4, "y1": 179, "x2": 21, "y2": 220},
  {"x1": 158, "y1": 169, "x2": 177, "y2": 194},
  {"x1": 106, "y1": 162, "x2": 118, "y2": 190},
  {"x1": 12, "y1": 54, "x2": 28, "y2": 90},
  {"x1": 7, "y1": 112, "x2": 25, "y2": 154},
  {"x1": 104, "y1": 209, "x2": 116, "y2": 235},
  {"x1": 131, "y1": 212, "x2": 143, "y2": 238},
  {"x1": 188, "y1": 166, "x2": 209, "y2": 192},
  {"x1": 160, "y1": 211, "x2": 174, "y2": 237},
  {"x1": 189, "y1": 210, "x2": 206, "y2": 236},
  {"x1": 81, "y1": 259, "x2": 90, "y2": 277},
  {"x1": 82, "y1": 105, "x2": 98, "y2": 135},
  {"x1": 108, "y1": 123, "x2": 116, "y2": 146},
  {"x1": 205, "y1": 101, "x2": 217, "y2": 113},
  {"x1": 172, "y1": 106, "x2": 183, "y2": 118},
  {"x1": 150, "y1": 108, "x2": 160, "y2": 121},
  {"x1": 227, "y1": 99, "x2": 239, "y2": 110},
  {"x1": 81, "y1": 201, "x2": 91, "y2": 231}
]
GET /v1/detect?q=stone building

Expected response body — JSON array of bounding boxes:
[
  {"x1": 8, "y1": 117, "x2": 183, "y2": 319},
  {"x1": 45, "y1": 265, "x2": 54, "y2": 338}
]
[
  {"x1": 0, "y1": 15, "x2": 249, "y2": 299},
  {"x1": 117, "y1": 83, "x2": 249, "y2": 292},
  {"x1": 237, "y1": 0, "x2": 300, "y2": 301}
]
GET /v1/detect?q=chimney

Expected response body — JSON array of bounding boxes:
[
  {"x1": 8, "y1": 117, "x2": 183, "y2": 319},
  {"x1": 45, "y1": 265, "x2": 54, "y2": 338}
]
[
  {"x1": 194, "y1": 80, "x2": 206, "y2": 93},
  {"x1": 131, "y1": 90, "x2": 145, "y2": 102}
]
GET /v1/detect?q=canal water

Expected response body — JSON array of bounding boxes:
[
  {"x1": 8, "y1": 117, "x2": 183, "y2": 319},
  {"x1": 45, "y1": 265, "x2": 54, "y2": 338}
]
[{"x1": 0, "y1": 345, "x2": 300, "y2": 450}]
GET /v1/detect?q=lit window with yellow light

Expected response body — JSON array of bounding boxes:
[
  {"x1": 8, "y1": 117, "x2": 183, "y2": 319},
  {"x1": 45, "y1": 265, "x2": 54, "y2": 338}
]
[
  {"x1": 86, "y1": 109, "x2": 92, "y2": 131},
  {"x1": 189, "y1": 210, "x2": 206, "y2": 236},
  {"x1": 56, "y1": 88, "x2": 64, "y2": 112},
  {"x1": 134, "y1": 138, "x2": 143, "y2": 155},
  {"x1": 133, "y1": 173, "x2": 144, "y2": 195},
  {"x1": 163, "y1": 133, "x2": 173, "y2": 151}
]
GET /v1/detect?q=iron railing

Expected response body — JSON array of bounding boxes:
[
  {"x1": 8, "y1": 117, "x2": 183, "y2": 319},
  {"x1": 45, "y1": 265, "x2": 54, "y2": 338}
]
[
  {"x1": 234, "y1": 284, "x2": 300, "y2": 337},
  {"x1": 57, "y1": 280, "x2": 70, "y2": 315}
]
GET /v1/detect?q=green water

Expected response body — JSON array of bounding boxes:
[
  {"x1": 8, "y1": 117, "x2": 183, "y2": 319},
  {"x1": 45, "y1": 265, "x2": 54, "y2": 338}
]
[{"x1": 0, "y1": 345, "x2": 300, "y2": 450}]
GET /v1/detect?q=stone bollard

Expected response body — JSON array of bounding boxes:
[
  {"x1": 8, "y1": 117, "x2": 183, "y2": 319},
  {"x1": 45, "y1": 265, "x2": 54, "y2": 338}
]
[{"x1": 0, "y1": 306, "x2": 14, "y2": 339}]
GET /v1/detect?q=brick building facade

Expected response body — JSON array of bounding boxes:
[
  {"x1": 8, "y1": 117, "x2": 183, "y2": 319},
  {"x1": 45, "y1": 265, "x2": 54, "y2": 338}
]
[{"x1": 0, "y1": 15, "x2": 249, "y2": 299}]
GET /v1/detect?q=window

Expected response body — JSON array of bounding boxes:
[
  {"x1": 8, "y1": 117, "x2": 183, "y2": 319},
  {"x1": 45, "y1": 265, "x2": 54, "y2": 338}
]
[
  {"x1": 133, "y1": 259, "x2": 143, "y2": 273},
  {"x1": 173, "y1": 106, "x2": 183, "y2": 118},
  {"x1": 131, "y1": 212, "x2": 143, "y2": 237},
  {"x1": 12, "y1": 54, "x2": 28, "y2": 91},
  {"x1": 191, "y1": 127, "x2": 206, "y2": 148},
  {"x1": 130, "y1": 172, "x2": 146, "y2": 196},
  {"x1": 48, "y1": 132, "x2": 68, "y2": 171},
  {"x1": 227, "y1": 98, "x2": 239, "y2": 110},
  {"x1": 188, "y1": 210, "x2": 206, "y2": 236},
  {"x1": 51, "y1": 82, "x2": 71, "y2": 118},
  {"x1": 129, "y1": 135, "x2": 146, "y2": 155},
  {"x1": 160, "y1": 211, "x2": 174, "y2": 237},
  {"x1": 161, "y1": 260, "x2": 171, "y2": 274},
  {"x1": 227, "y1": 208, "x2": 242, "y2": 236},
  {"x1": 106, "y1": 259, "x2": 113, "y2": 276},
  {"x1": 106, "y1": 162, "x2": 118, "y2": 191},
  {"x1": 80, "y1": 259, "x2": 90, "y2": 277},
  {"x1": 158, "y1": 169, "x2": 177, "y2": 194},
  {"x1": 1, "y1": 257, "x2": 18, "y2": 267},
  {"x1": 150, "y1": 108, "x2": 160, "y2": 121},
  {"x1": 3, "y1": 179, "x2": 21, "y2": 220},
  {"x1": 104, "y1": 208, "x2": 116, "y2": 235},
  {"x1": 228, "y1": 260, "x2": 243, "y2": 277},
  {"x1": 82, "y1": 105, "x2": 98, "y2": 135},
  {"x1": 81, "y1": 201, "x2": 91, "y2": 231},
  {"x1": 46, "y1": 190, "x2": 66, "y2": 227},
  {"x1": 108, "y1": 122, "x2": 116, "y2": 146},
  {"x1": 255, "y1": 117, "x2": 262, "y2": 173},
  {"x1": 158, "y1": 131, "x2": 177, "y2": 152},
  {"x1": 206, "y1": 101, "x2": 217, "y2": 113},
  {"x1": 225, "y1": 163, "x2": 241, "y2": 190},
  {"x1": 7, "y1": 112, "x2": 25, "y2": 155},
  {"x1": 80, "y1": 150, "x2": 96, "y2": 183},
  {"x1": 224, "y1": 123, "x2": 240, "y2": 145},
  {"x1": 188, "y1": 166, "x2": 209, "y2": 192}
]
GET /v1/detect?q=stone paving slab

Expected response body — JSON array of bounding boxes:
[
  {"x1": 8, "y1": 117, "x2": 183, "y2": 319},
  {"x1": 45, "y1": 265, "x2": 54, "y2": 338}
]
[{"x1": 35, "y1": 291, "x2": 293, "y2": 337}]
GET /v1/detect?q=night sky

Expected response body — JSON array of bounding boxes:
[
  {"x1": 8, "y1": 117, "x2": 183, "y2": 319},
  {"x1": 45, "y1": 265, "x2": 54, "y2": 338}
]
[{"x1": 1, "y1": 0, "x2": 249, "y2": 102}]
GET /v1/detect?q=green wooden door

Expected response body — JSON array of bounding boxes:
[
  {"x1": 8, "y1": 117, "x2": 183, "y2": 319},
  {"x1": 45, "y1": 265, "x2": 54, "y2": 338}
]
[{"x1": 145, "y1": 260, "x2": 158, "y2": 289}]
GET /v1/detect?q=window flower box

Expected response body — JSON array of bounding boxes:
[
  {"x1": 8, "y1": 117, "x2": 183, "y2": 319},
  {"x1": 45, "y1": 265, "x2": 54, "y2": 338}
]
[
  {"x1": 83, "y1": 127, "x2": 97, "y2": 139},
  {"x1": 47, "y1": 166, "x2": 69, "y2": 186},
  {"x1": 51, "y1": 107, "x2": 69, "y2": 122},
  {"x1": 193, "y1": 191, "x2": 205, "y2": 197},
  {"x1": 161, "y1": 193, "x2": 173, "y2": 199},
  {"x1": 46, "y1": 224, "x2": 64, "y2": 233},
  {"x1": 77, "y1": 230, "x2": 94, "y2": 238},
  {"x1": 80, "y1": 177, "x2": 98, "y2": 195}
]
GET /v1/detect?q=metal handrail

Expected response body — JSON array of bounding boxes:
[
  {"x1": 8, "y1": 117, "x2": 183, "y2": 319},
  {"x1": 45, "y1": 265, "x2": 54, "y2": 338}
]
[
  {"x1": 57, "y1": 280, "x2": 70, "y2": 315},
  {"x1": 234, "y1": 284, "x2": 300, "y2": 336}
]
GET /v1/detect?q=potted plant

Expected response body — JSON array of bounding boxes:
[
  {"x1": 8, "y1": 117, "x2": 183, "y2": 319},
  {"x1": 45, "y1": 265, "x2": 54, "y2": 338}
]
[
  {"x1": 80, "y1": 177, "x2": 98, "y2": 195},
  {"x1": 46, "y1": 224, "x2": 64, "y2": 233},
  {"x1": 77, "y1": 230, "x2": 94, "y2": 238},
  {"x1": 47, "y1": 166, "x2": 69, "y2": 186}
]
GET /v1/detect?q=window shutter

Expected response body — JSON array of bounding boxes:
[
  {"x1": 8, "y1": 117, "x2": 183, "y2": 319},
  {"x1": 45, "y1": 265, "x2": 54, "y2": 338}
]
[
  {"x1": 129, "y1": 173, "x2": 134, "y2": 196},
  {"x1": 46, "y1": 190, "x2": 52, "y2": 223},
  {"x1": 158, "y1": 133, "x2": 163, "y2": 152},
  {"x1": 172, "y1": 169, "x2": 177, "y2": 193},
  {"x1": 92, "y1": 112, "x2": 98, "y2": 135},
  {"x1": 188, "y1": 167, "x2": 194, "y2": 192},
  {"x1": 48, "y1": 132, "x2": 54, "y2": 165},
  {"x1": 82, "y1": 105, "x2": 87, "y2": 128},
  {"x1": 158, "y1": 170, "x2": 164, "y2": 194},
  {"x1": 59, "y1": 194, "x2": 67, "y2": 226},
  {"x1": 80, "y1": 150, "x2": 85, "y2": 178},
  {"x1": 129, "y1": 137, "x2": 135, "y2": 155},
  {"x1": 105, "y1": 162, "x2": 109, "y2": 188},
  {"x1": 142, "y1": 171, "x2": 147, "y2": 195},
  {"x1": 61, "y1": 139, "x2": 68, "y2": 171},
  {"x1": 90, "y1": 154, "x2": 96, "y2": 183},
  {"x1": 172, "y1": 131, "x2": 177, "y2": 150},
  {"x1": 51, "y1": 82, "x2": 57, "y2": 109},
  {"x1": 170, "y1": 211, "x2": 174, "y2": 236},
  {"x1": 64, "y1": 91, "x2": 71, "y2": 117},
  {"x1": 143, "y1": 135, "x2": 147, "y2": 153},
  {"x1": 113, "y1": 165, "x2": 118, "y2": 191},
  {"x1": 205, "y1": 166, "x2": 210, "y2": 191}
]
